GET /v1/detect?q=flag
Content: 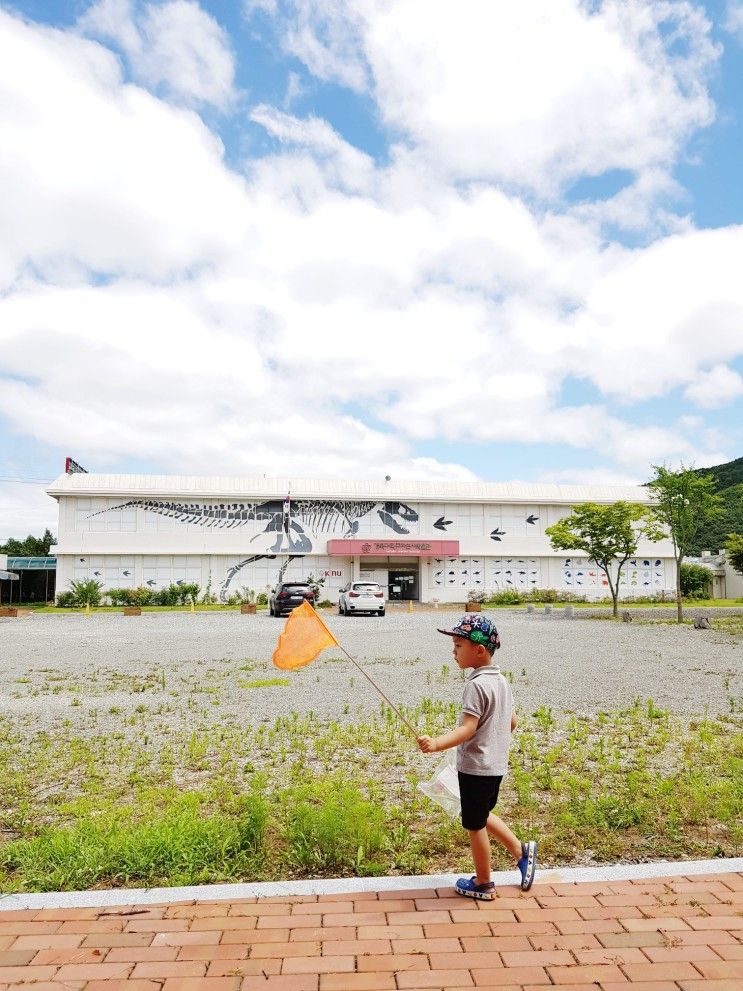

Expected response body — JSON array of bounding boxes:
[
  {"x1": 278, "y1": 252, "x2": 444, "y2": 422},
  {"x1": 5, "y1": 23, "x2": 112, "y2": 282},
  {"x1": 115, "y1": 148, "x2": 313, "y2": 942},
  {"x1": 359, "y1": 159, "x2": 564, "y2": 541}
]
[{"x1": 272, "y1": 600, "x2": 339, "y2": 670}]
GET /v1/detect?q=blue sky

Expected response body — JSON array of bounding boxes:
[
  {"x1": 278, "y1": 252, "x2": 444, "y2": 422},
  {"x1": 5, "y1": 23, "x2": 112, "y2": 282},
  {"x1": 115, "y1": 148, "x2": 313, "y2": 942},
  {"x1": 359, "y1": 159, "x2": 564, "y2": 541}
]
[{"x1": 1, "y1": 0, "x2": 742, "y2": 538}]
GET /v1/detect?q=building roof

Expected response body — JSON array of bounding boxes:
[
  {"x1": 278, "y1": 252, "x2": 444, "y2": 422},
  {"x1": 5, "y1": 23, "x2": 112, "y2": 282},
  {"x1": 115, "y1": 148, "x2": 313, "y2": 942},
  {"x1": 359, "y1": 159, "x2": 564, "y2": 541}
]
[{"x1": 46, "y1": 473, "x2": 655, "y2": 506}]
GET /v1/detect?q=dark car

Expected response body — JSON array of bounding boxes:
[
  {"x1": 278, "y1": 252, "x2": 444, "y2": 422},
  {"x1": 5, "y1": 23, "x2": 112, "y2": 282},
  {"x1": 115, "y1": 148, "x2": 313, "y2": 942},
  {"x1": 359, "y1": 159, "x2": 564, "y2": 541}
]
[{"x1": 269, "y1": 581, "x2": 315, "y2": 617}]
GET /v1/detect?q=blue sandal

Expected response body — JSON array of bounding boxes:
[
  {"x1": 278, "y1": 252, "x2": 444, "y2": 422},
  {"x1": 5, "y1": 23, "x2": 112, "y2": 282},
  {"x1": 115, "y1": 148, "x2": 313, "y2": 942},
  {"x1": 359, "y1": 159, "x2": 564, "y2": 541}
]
[
  {"x1": 455, "y1": 876, "x2": 496, "y2": 900},
  {"x1": 517, "y1": 840, "x2": 537, "y2": 891}
]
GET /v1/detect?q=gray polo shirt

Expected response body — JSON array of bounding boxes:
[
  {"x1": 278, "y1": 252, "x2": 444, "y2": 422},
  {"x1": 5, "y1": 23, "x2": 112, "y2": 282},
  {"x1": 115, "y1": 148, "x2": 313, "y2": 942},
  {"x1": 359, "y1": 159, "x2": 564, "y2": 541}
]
[{"x1": 456, "y1": 665, "x2": 514, "y2": 776}]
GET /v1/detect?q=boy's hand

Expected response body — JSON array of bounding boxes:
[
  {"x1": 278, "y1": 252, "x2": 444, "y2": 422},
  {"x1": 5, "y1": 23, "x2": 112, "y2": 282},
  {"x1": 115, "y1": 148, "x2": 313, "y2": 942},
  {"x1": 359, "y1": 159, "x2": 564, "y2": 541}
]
[{"x1": 417, "y1": 735, "x2": 436, "y2": 753}]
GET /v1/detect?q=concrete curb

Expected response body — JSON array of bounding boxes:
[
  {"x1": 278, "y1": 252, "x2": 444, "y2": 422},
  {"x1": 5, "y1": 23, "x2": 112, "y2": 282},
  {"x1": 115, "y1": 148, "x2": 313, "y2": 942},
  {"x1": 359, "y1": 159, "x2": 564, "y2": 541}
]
[{"x1": 1, "y1": 857, "x2": 741, "y2": 911}]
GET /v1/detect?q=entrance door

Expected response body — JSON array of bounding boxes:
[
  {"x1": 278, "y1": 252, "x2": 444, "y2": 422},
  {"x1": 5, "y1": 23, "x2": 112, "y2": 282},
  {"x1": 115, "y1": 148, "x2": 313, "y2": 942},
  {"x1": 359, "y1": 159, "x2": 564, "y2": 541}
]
[{"x1": 388, "y1": 569, "x2": 418, "y2": 601}]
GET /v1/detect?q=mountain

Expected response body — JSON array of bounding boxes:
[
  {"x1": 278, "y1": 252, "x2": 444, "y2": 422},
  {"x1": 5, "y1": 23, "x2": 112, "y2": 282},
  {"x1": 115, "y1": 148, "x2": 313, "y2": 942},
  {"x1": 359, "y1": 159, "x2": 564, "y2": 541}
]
[
  {"x1": 696, "y1": 456, "x2": 743, "y2": 492},
  {"x1": 690, "y1": 457, "x2": 743, "y2": 555}
]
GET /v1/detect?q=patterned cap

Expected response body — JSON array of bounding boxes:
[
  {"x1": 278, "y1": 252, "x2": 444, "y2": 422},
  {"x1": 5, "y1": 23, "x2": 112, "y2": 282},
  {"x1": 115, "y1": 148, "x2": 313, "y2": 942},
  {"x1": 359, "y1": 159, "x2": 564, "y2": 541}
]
[{"x1": 437, "y1": 614, "x2": 501, "y2": 650}]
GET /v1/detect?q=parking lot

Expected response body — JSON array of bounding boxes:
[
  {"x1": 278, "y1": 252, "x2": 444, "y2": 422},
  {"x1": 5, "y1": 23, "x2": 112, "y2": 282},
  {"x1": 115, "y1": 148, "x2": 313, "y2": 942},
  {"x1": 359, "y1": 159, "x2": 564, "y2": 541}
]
[{"x1": 1, "y1": 608, "x2": 739, "y2": 737}]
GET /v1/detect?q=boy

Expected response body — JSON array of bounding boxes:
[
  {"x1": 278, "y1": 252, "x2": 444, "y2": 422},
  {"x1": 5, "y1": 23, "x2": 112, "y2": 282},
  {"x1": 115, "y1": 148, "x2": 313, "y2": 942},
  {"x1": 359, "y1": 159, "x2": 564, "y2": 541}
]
[{"x1": 417, "y1": 614, "x2": 537, "y2": 899}]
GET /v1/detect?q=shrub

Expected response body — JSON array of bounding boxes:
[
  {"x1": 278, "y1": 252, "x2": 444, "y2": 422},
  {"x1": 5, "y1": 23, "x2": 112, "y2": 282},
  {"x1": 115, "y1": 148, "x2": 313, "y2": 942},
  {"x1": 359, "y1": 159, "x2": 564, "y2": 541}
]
[
  {"x1": 152, "y1": 584, "x2": 182, "y2": 607},
  {"x1": 106, "y1": 588, "x2": 130, "y2": 606},
  {"x1": 229, "y1": 586, "x2": 256, "y2": 606},
  {"x1": 680, "y1": 563, "x2": 713, "y2": 599},
  {"x1": 488, "y1": 589, "x2": 522, "y2": 605},
  {"x1": 181, "y1": 582, "x2": 200, "y2": 605},
  {"x1": 257, "y1": 591, "x2": 268, "y2": 606},
  {"x1": 68, "y1": 579, "x2": 103, "y2": 606},
  {"x1": 465, "y1": 589, "x2": 487, "y2": 603},
  {"x1": 129, "y1": 587, "x2": 153, "y2": 607},
  {"x1": 55, "y1": 591, "x2": 76, "y2": 608}
]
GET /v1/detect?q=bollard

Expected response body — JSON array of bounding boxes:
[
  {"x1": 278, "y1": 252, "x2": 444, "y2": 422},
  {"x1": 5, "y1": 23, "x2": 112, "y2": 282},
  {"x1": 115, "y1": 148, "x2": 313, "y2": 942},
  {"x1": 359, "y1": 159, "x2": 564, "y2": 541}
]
[
  {"x1": 526, "y1": 604, "x2": 535, "y2": 614},
  {"x1": 564, "y1": 605, "x2": 573, "y2": 618},
  {"x1": 407, "y1": 600, "x2": 413, "y2": 613},
  {"x1": 544, "y1": 604, "x2": 552, "y2": 615}
]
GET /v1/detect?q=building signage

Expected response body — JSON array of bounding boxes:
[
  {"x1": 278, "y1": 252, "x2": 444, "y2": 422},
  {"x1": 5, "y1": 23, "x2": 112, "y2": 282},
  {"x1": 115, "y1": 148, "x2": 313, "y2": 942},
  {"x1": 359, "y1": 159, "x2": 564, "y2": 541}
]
[{"x1": 327, "y1": 539, "x2": 459, "y2": 557}]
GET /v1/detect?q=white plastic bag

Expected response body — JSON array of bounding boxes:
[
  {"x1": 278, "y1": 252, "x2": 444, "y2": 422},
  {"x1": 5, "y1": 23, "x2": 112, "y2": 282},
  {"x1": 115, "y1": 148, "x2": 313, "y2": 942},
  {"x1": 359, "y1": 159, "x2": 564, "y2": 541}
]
[{"x1": 417, "y1": 748, "x2": 461, "y2": 818}]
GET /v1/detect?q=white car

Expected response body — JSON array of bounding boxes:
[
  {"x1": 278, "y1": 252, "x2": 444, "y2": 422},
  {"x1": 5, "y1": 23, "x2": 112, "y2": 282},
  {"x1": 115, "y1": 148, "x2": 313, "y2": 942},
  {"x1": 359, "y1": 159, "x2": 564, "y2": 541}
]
[{"x1": 338, "y1": 581, "x2": 386, "y2": 616}]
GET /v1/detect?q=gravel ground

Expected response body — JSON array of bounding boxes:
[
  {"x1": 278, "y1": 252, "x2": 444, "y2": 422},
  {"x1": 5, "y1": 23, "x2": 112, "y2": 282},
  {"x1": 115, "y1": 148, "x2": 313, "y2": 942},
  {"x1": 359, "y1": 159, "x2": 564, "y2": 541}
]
[{"x1": 1, "y1": 609, "x2": 740, "y2": 739}]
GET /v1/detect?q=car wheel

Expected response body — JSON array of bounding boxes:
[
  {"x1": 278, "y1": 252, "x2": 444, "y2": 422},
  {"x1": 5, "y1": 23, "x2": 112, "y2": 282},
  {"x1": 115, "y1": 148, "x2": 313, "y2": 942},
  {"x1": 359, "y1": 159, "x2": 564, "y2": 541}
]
[
  {"x1": 338, "y1": 602, "x2": 343, "y2": 614},
  {"x1": 380, "y1": 609, "x2": 385, "y2": 616}
]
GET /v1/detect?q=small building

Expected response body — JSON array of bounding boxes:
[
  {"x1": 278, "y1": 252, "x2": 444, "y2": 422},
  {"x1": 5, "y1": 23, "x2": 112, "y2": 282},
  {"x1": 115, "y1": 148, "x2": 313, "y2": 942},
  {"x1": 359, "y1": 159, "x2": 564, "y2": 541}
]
[
  {"x1": 687, "y1": 551, "x2": 743, "y2": 600},
  {"x1": 47, "y1": 472, "x2": 676, "y2": 603}
]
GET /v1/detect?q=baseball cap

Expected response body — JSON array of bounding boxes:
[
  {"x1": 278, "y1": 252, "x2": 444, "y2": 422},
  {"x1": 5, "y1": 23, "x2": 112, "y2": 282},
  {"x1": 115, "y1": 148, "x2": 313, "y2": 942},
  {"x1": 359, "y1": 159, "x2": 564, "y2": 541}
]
[{"x1": 437, "y1": 613, "x2": 500, "y2": 651}]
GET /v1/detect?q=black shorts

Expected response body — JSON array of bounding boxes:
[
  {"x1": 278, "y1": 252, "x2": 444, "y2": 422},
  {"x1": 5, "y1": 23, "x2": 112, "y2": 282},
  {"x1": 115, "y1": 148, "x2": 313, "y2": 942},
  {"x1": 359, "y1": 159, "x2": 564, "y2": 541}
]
[{"x1": 458, "y1": 771, "x2": 503, "y2": 830}]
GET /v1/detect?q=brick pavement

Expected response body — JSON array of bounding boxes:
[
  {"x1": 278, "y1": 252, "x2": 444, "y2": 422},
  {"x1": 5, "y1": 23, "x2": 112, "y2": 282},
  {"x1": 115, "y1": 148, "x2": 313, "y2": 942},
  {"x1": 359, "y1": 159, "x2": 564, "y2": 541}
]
[{"x1": 0, "y1": 872, "x2": 740, "y2": 990}]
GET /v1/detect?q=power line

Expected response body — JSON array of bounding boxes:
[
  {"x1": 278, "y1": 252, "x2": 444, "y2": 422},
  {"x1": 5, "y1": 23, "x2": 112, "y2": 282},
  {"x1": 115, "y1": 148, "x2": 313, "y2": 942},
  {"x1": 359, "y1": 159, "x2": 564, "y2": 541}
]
[{"x1": 0, "y1": 476, "x2": 55, "y2": 485}]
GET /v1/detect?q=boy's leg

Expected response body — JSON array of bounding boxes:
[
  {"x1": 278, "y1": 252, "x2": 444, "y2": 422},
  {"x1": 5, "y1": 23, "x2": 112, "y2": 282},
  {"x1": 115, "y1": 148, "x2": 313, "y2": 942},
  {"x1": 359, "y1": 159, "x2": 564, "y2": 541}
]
[
  {"x1": 487, "y1": 814, "x2": 538, "y2": 891},
  {"x1": 486, "y1": 813, "x2": 522, "y2": 859},
  {"x1": 468, "y1": 827, "x2": 492, "y2": 884}
]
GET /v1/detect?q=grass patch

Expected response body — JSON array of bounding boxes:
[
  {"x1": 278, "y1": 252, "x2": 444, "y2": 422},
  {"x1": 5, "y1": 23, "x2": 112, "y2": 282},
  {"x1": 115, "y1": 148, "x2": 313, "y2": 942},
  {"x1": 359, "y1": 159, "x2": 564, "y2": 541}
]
[
  {"x1": 237, "y1": 678, "x2": 291, "y2": 690},
  {"x1": 0, "y1": 696, "x2": 740, "y2": 892}
]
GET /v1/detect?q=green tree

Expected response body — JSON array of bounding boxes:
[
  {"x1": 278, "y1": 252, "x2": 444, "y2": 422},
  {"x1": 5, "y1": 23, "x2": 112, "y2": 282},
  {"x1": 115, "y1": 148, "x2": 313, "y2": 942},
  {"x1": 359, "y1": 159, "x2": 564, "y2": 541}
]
[
  {"x1": 647, "y1": 465, "x2": 722, "y2": 623},
  {"x1": 726, "y1": 533, "x2": 743, "y2": 576},
  {"x1": 679, "y1": 563, "x2": 712, "y2": 599},
  {"x1": 545, "y1": 502, "x2": 662, "y2": 618},
  {"x1": 0, "y1": 528, "x2": 56, "y2": 556}
]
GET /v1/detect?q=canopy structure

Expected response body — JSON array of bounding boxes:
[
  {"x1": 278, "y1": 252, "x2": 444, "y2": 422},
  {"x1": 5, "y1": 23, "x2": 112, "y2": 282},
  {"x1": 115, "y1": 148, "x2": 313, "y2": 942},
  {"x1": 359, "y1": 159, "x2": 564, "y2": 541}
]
[
  {"x1": 7, "y1": 556, "x2": 57, "y2": 570},
  {"x1": 1, "y1": 559, "x2": 56, "y2": 604}
]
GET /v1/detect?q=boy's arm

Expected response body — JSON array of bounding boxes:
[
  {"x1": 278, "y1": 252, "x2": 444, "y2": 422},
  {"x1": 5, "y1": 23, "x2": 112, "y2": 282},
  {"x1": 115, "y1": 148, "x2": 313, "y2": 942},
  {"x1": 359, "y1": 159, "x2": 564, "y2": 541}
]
[
  {"x1": 418, "y1": 713, "x2": 478, "y2": 753},
  {"x1": 511, "y1": 710, "x2": 517, "y2": 732}
]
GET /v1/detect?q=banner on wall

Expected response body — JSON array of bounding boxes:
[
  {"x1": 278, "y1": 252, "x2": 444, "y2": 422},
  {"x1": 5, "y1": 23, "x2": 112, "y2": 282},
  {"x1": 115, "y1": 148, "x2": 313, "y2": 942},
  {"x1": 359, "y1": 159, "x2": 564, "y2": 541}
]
[{"x1": 327, "y1": 539, "x2": 459, "y2": 557}]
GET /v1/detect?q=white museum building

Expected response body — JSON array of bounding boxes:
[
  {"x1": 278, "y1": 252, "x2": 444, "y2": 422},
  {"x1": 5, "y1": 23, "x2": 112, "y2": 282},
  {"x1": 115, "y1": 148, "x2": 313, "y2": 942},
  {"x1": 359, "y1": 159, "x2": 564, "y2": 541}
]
[{"x1": 47, "y1": 470, "x2": 677, "y2": 603}]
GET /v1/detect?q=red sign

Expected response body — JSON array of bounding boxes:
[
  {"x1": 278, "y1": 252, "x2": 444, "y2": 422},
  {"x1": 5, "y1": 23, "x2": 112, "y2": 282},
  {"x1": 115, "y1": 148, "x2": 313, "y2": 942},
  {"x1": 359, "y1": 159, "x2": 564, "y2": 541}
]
[{"x1": 327, "y1": 539, "x2": 459, "y2": 557}]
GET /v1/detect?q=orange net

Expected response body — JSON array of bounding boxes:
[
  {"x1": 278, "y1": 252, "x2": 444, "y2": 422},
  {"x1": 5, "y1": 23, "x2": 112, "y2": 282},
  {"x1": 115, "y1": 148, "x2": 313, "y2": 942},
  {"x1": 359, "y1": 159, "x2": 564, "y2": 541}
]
[{"x1": 272, "y1": 600, "x2": 339, "y2": 670}]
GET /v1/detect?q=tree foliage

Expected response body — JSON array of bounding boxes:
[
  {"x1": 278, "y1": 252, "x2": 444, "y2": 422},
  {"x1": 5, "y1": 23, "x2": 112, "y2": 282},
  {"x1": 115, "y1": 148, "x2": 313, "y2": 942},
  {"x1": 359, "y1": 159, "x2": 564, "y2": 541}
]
[
  {"x1": 545, "y1": 502, "x2": 662, "y2": 617},
  {"x1": 726, "y1": 533, "x2": 743, "y2": 577},
  {"x1": 679, "y1": 563, "x2": 712, "y2": 599},
  {"x1": 647, "y1": 465, "x2": 722, "y2": 622},
  {"x1": 0, "y1": 528, "x2": 56, "y2": 556}
]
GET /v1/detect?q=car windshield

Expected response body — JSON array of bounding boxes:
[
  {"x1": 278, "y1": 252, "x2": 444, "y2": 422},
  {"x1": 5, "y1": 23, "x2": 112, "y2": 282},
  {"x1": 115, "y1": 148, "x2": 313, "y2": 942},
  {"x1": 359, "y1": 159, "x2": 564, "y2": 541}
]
[
  {"x1": 353, "y1": 583, "x2": 380, "y2": 592},
  {"x1": 283, "y1": 584, "x2": 310, "y2": 592}
]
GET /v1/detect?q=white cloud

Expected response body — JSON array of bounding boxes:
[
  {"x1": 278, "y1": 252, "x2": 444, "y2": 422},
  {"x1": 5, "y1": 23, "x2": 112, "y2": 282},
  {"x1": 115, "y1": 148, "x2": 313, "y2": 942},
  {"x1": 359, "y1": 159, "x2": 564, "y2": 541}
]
[
  {"x1": 0, "y1": 483, "x2": 57, "y2": 543},
  {"x1": 0, "y1": 4, "x2": 741, "y2": 541},
  {"x1": 541, "y1": 468, "x2": 647, "y2": 487},
  {"x1": 79, "y1": 0, "x2": 236, "y2": 109},
  {"x1": 685, "y1": 364, "x2": 743, "y2": 409},
  {"x1": 566, "y1": 226, "x2": 743, "y2": 400},
  {"x1": 0, "y1": 9, "x2": 248, "y2": 288},
  {"x1": 249, "y1": 106, "x2": 374, "y2": 191},
  {"x1": 244, "y1": 0, "x2": 279, "y2": 16},
  {"x1": 724, "y1": 2, "x2": 743, "y2": 40},
  {"x1": 262, "y1": 0, "x2": 718, "y2": 194}
]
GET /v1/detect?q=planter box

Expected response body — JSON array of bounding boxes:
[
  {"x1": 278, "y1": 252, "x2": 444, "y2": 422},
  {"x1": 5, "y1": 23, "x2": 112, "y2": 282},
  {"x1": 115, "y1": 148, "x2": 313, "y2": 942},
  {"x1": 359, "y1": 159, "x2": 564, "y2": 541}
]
[
  {"x1": 240, "y1": 604, "x2": 257, "y2": 614},
  {"x1": 0, "y1": 607, "x2": 18, "y2": 618},
  {"x1": 123, "y1": 607, "x2": 142, "y2": 616},
  {"x1": 465, "y1": 602, "x2": 482, "y2": 612}
]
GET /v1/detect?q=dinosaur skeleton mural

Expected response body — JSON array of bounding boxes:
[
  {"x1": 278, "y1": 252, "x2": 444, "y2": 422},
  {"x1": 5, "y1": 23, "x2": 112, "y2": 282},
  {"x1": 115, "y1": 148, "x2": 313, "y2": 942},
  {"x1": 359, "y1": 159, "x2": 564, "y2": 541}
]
[{"x1": 87, "y1": 498, "x2": 419, "y2": 600}]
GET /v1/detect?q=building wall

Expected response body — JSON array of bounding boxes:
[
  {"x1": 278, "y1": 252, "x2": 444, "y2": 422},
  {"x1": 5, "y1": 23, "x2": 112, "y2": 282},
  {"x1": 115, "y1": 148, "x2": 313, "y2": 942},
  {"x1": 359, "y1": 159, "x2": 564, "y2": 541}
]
[
  {"x1": 725, "y1": 561, "x2": 743, "y2": 599},
  {"x1": 54, "y1": 490, "x2": 677, "y2": 603}
]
